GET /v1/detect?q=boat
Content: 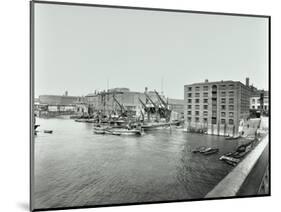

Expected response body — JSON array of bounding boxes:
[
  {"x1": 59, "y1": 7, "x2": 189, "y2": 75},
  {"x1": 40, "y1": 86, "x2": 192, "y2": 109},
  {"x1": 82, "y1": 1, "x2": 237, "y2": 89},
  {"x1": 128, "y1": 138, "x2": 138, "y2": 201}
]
[
  {"x1": 192, "y1": 146, "x2": 207, "y2": 153},
  {"x1": 107, "y1": 128, "x2": 143, "y2": 136},
  {"x1": 219, "y1": 155, "x2": 240, "y2": 164},
  {"x1": 44, "y1": 130, "x2": 53, "y2": 134},
  {"x1": 225, "y1": 135, "x2": 241, "y2": 140},
  {"x1": 94, "y1": 125, "x2": 143, "y2": 136},
  {"x1": 94, "y1": 130, "x2": 105, "y2": 135},
  {"x1": 203, "y1": 148, "x2": 219, "y2": 155},
  {"x1": 232, "y1": 151, "x2": 248, "y2": 159},
  {"x1": 224, "y1": 160, "x2": 238, "y2": 166}
]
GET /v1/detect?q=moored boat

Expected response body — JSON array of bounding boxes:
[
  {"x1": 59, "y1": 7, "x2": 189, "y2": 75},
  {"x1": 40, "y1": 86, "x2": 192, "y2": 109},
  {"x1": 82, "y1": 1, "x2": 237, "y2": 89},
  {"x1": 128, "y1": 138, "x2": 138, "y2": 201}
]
[
  {"x1": 225, "y1": 135, "x2": 241, "y2": 140},
  {"x1": 203, "y1": 148, "x2": 219, "y2": 155}
]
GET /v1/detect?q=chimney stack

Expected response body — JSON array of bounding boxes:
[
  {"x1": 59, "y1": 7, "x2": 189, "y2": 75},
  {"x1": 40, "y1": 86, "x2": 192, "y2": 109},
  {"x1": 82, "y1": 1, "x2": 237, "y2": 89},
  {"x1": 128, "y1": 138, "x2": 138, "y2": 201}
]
[
  {"x1": 145, "y1": 87, "x2": 148, "y2": 93},
  {"x1": 246, "y1": 77, "x2": 249, "y2": 87},
  {"x1": 205, "y1": 79, "x2": 209, "y2": 83}
]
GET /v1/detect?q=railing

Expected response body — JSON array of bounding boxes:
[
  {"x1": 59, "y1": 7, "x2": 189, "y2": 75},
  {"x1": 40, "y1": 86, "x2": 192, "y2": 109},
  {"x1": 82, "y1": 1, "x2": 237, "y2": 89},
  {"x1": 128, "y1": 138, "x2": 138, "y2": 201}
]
[{"x1": 205, "y1": 134, "x2": 269, "y2": 198}]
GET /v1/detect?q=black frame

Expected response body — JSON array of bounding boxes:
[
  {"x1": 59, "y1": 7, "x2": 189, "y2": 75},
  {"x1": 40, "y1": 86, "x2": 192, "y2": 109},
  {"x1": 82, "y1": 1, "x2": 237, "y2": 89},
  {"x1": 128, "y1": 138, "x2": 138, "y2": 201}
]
[{"x1": 30, "y1": 1, "x2": 271, "y2": 211}]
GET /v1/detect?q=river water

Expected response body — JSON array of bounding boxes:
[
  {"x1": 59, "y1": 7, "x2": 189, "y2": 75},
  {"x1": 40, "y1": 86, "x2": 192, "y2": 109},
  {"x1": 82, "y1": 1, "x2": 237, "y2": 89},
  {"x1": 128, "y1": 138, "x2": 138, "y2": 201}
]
[{"x1": 33, "y1": 117, "x2": 246, "y2": 209}]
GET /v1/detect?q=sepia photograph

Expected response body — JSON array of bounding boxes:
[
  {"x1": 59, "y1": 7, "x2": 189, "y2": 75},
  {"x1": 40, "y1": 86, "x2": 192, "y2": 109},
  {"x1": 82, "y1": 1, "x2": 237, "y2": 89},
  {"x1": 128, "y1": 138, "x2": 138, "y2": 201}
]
[{"x1": 30, "y1": 1, "x2": 270, "y2": 211}]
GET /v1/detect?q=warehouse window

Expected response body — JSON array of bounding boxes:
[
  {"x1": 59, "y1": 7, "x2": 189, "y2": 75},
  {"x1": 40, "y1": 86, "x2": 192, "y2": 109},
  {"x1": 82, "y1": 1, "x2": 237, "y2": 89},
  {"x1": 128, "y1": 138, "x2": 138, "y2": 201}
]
[
  {"x1": 229, "y1": 84, "x2": 235, "y2": 90},
  {"x1": 229, "y1": 119, "x2": 234, "y2": 125}
]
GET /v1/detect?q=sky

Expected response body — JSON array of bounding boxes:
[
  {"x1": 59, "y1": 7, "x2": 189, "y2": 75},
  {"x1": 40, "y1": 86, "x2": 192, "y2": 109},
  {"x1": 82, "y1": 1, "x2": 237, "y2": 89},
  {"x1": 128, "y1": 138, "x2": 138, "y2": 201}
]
[{"x1": 34, "y1": 3, "x2": 269, "y2": 99}]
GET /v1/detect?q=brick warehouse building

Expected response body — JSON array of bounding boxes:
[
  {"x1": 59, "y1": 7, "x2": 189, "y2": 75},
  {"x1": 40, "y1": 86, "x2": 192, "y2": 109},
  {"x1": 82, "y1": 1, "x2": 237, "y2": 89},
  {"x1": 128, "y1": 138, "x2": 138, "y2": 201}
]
[
  {"x1": 184, "y1": 78, "x2": 254, "y2": 136},
  {"x1": 85, "y1": 87, "x2": 184, "y2": 121}
]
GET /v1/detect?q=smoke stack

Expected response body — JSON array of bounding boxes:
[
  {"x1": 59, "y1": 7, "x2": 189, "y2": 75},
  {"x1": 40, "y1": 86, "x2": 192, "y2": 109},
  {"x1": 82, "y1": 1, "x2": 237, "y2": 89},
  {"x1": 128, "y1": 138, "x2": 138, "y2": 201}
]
[
  {"x1": 205, "y1": 79, "x2": 208, "y2": 83},
  {"x1": 246, "y1": 77, "x2": 249, "y2": 87},
  {"x1": 145, "y1": 87, "x2": 148, "y2": 93}
]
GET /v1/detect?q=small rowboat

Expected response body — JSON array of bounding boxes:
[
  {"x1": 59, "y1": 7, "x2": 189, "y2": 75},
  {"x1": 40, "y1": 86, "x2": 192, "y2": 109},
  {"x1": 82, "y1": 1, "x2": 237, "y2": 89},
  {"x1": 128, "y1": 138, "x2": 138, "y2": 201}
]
[
  {"x1": 192, "y1": 146, "x2": 207, "y2": 153},
  {"x1": 44, "y1": 130, "x2": 53, "y2": 134},
  {"x1": 219, "y1": 155, "x2": 240, "y2": 166},
  {"x1": 225, "y1": 135, "x2": 240, "y2": 140},
  {"x1": 203, "y1": 148, "x2": 219, "y2": 155}
]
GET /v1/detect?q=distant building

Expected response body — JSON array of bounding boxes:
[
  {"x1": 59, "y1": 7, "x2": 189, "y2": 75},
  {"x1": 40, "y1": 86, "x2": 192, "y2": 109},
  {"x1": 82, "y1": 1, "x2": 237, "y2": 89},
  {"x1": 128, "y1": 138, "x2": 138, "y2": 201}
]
[
  {"x1": 36, "y1": 94, "x2": 79, "y2": 117},
  {"x1": 39, "y1": 95, "x2": 79, "y2": 105},
  {"x1": 250, "y1": 90, "x2": 269, "y2": 112},
  {"x1": 184, "y1": 78, "x2": 254, "y2": 136},
  {"x1": 85, "y1": 87, "x2": 184, "y2": 120},
  {"x1": 167, "y1": 98, "x2": 184, "y2": 120}
]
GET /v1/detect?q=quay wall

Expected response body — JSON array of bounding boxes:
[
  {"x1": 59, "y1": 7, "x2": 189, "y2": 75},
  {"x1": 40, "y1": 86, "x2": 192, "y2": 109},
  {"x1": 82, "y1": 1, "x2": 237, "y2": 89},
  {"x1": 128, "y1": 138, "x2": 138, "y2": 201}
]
[{"x1": 205, "y1": 134, "x2": 269, "y2": 198}]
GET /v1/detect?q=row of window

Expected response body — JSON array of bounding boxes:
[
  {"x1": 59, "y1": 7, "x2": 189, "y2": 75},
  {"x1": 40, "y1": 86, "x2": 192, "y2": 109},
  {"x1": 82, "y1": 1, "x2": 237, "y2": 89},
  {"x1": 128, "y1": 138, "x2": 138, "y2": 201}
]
[
  {"x1": 221, "y1": 105, "x2": 235, "y2": 110},
  {"x1": 252, "y1": 105, "x2": 268, "y2": 110},
  {"x1": 188, "y1": 86, "x2": 209, "y2": 92},
  {"x1": 187, "y1": 117, "x2": 235, "y2": 125},
  {"x1": 219, "y1": 84, "x2": 235, "y2": 90},
  {"x1": 187, "y1": 98, "x2": 234, "y2": 104},
  {"x1": 186, "y1": 103, "x2": 234, "y2": 111},
  {"x1": 187, "y1": 91, "x2": 235, "y2": 97},
  {"x1": 187, "y1": 104, "x2": 208, "y2": 110},
  {"x1": 187, "y1": 110, "x2": 234, "y2": 117},
  {"x1": 251, "y1": 99, "x2": 269, "y2": 104},
  {"x1": 187, "y1": 84, "x2": 235, "y2": 92},
  {"x1": 221, "y1": 98, "x2": 234, "y2": 104}
]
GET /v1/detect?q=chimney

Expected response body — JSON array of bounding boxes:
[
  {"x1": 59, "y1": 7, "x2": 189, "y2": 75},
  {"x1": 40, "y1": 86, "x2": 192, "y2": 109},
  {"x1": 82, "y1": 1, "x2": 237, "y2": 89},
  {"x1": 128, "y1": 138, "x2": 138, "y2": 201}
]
[
  {"x1": 205, "y1": 79, "x2": 209, "y2": 83},
  {"x1": 145, "y1": 87, "x2": 148, "y2": 93},
  {"x1": 246, "y1": 77, "x2": 249, "y2": 87}
]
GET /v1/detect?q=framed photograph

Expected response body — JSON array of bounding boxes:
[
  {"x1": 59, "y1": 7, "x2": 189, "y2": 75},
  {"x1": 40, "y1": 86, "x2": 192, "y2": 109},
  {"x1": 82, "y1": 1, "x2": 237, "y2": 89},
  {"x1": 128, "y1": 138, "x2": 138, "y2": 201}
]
[{"x1": 30, "y1": 1, "x2": 270, "y2": 211}]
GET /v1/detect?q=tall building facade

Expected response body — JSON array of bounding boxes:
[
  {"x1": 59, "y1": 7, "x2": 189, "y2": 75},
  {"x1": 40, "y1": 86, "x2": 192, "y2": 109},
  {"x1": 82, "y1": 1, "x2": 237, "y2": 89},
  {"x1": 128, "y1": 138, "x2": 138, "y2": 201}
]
[{"x1": 184, "y1": 79, "x2": 253, "y2": 136}]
